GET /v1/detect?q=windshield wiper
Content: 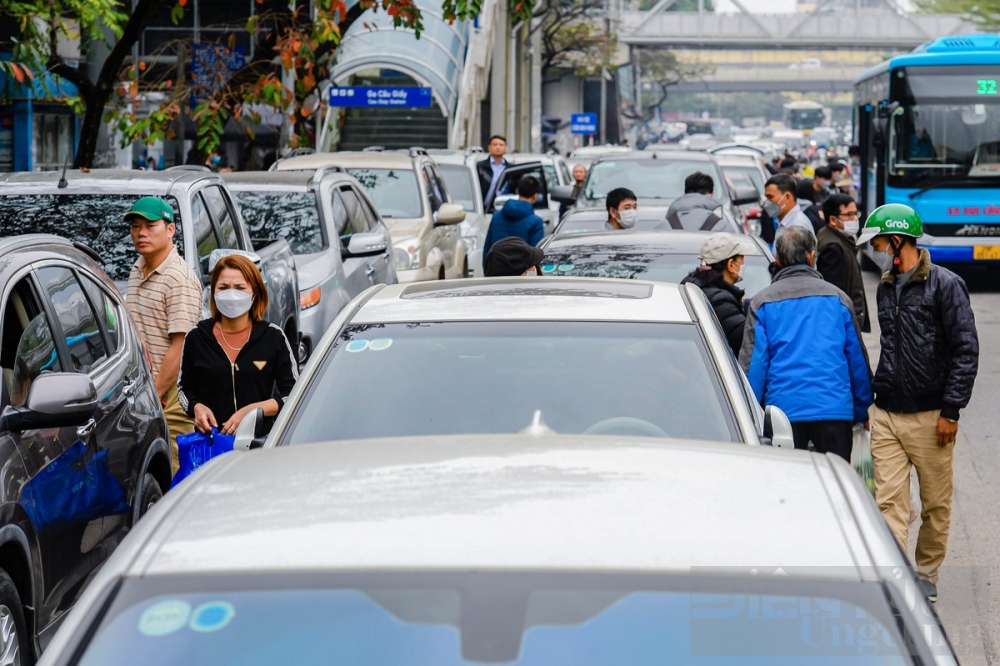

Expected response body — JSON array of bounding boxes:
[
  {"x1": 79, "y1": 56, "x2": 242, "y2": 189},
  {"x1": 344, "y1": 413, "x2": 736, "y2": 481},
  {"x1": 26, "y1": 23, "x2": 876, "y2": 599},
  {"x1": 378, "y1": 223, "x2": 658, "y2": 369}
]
[{"x1": 908, "y1": 177, "x2": 1000, "y2": 198}]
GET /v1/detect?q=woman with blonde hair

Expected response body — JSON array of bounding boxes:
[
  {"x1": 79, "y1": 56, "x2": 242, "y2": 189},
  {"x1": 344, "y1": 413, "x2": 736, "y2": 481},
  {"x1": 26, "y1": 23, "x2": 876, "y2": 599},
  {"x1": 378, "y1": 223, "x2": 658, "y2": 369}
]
[{"x1": 178, "y1": 253, "x2": 297, "y2": 436}]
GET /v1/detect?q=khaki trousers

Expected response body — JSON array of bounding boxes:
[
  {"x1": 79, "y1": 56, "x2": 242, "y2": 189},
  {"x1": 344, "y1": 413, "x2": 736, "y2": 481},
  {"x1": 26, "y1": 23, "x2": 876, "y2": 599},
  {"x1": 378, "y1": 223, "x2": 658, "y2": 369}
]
[
  {"x1": 162, "y1": 384, "x2": 192, "y2": 476},
  {"x1": 869, "y1": 406, "x2": 954, "y2": 584}
]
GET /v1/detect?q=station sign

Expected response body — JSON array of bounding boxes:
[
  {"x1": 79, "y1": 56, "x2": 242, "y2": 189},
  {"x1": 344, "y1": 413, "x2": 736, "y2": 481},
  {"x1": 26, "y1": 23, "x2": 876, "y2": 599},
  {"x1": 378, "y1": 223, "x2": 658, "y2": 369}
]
[
  {"x1": 329, "y1": 87, "x2": 433, "y2": 108},
  {"x1": 570, "y1": 113, "x2": 598, "y2": 135}
]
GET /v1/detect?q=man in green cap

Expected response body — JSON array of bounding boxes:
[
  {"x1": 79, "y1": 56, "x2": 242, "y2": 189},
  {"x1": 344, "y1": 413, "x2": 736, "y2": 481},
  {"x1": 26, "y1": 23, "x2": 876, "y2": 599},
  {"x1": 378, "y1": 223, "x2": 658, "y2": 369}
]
[
  {"x1": 125, "y1": 196, "x2": 202, "y2": 474},
  {"x1": 856, "y1": 203, "x2": 979, "y2": 603}
]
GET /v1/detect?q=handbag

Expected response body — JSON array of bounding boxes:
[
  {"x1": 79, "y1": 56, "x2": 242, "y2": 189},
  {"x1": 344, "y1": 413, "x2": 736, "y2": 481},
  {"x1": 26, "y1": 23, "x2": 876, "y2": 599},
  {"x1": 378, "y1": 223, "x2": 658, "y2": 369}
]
[
  {"x1": 22, "y1": 440, "x2": 130, "y2": 530},
  {"x1": 172, "y1": 428, "x2": 235, "y2": 488}
]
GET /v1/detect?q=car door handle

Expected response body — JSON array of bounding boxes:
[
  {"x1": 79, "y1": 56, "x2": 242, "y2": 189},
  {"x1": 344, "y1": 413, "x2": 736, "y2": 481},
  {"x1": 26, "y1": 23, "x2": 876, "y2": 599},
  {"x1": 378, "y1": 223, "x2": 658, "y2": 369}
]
[
  {"x1": 366, "y1": 265, "x2": 376, "y2": 277},
  {"x1": 76, "y1": 418, "x2": 97, "y2": 439},
  {"x1": 122, "y1": 377, "x2": 140, "y2": 397}
]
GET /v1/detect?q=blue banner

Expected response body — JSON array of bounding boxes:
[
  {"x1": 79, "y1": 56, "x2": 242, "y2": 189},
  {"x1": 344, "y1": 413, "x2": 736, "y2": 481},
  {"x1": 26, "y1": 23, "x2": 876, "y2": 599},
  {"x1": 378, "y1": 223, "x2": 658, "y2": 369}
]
[
  {"x1": 329, "y1": 86, "x2": 433, "y2": 108},
  {"x1": 571, "y1": 113, "x2": 598, "y2": 135}
]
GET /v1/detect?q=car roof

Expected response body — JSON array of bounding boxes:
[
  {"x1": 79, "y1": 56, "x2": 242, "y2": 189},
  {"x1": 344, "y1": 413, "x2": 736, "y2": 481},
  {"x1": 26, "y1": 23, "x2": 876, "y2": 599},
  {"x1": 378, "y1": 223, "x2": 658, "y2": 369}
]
[
  {"x1": 221, "y1": 170, "x2": 354, "y2": 190},
  {"x1": 275, "y1": 151, "x2": 415, "y2": 171},
  {"x1": 542, "y1": 230, "x2": 764, "y2": 256},
  {"x1": 592, "y1": 150, "x2": 716, "y2": 164},
  {"x1": 120, "y1": 436, "x2": 867, "y2": 579},
  {"x1": 713, "y1": 154, "x2": 761, "y2": 167},
  {"x1": 0, "y1": 168, "x2": 216, "y2": 195},
  {"x1": 349, "y1": 277, "x2": 693, "y2": 324}
]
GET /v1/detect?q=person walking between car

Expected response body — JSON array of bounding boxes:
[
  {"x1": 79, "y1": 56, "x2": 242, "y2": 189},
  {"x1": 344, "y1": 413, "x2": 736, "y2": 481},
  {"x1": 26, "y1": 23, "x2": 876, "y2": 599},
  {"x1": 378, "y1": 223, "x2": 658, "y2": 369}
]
[
  {"x1": 562, "y1": 163, "x2": 587, "y2": 217},
  {"x1": 178, "y1": 254, "x2": 298, "y2": 437},
  {"x1": 663, "y1": 172, "x2": 724, "y2": 231},
  {"x1": 764, "y1": 174, "x2": 814, "y2": 240},
  {"x1": 477, "y1": 135, "x2": 509, "y2": 210},
  {"x1": 680, "y1": 233, "x2": 756, "y2": 356},
  {"x1": 605, "y1": 188, "x2": 638, "y2": 230},
  {"x1": 739, "y1": 226, "x2": 872, "y2": 461},
  {"x1": 482, "y1": 176, "x2": 545, "y2": 262},
  {"x1": 125, "y1": 197, "x2": 202, "y2": 474},
  {"x1": 817, "y1": 194, "x2": 869, "y2": 332},
  {"x1": 856, "y1": 204, "x2": 979, "y2": 603}
]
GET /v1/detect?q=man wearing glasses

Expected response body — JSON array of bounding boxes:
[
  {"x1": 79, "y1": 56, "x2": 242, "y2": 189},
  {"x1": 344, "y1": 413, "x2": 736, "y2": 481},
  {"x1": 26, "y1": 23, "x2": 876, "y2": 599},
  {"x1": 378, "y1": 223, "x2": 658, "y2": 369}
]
[{"x1": 817, "y1": 193, "x2": 870, "y2": 332}]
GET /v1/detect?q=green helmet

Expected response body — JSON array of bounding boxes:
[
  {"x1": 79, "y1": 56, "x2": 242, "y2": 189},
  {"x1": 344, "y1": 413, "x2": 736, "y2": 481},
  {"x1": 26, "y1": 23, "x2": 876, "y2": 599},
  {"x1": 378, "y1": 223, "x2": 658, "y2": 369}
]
[{"x1": 856, "y1": 203, "x2": 923, "y2": 246}]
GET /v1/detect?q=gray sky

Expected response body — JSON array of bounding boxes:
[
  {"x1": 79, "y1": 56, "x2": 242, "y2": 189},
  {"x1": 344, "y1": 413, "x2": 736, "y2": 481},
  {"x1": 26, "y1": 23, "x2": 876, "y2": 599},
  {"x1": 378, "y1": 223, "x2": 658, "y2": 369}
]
[{"x1": 715, "y1": 0, "x2": 797, "y2": 12}]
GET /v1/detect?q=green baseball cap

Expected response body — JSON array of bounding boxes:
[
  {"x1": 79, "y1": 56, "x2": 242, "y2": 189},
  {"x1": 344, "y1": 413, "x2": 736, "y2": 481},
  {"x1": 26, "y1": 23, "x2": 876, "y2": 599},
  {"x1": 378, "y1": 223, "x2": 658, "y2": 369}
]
[
  {"x1": 856, "y1": 203, "x2": 923, "y2": 246},
  {"x1": 124, "y1": 196, "x2": 175, "y2": 225}
]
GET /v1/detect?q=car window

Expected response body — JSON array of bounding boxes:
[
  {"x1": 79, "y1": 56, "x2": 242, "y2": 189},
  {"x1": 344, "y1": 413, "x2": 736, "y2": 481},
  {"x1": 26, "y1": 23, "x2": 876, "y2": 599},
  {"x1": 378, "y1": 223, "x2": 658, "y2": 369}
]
[
  {"x1": 36, "y1": 266, "x2": 109, "y2": 373},
  {"x1": 0, "y1": 195, "x2": 183, "y2": 282},
  {"x1": 422, "y1": 165, "x2": 444, "y2": 213},
  {"x1": 438, "y1": 164, "x2": 477, "y2": 212},
  {"x1": 584, "y1": 161, "x2": 726, "y2": 204},
  {"x1": 542, "y1": 164, "x2": 559, "y2": 191},
  {"x1": 190, "y1": 193, "x2": 219, "y2": 276},
  {"x1": 354, "y1": 190, "x2": 379, "y2": 229},
  {"x1": 233, "y1": 191, "x2": 326, "y2": 255},
  {"x1": 201, "y1": 186, "x2": 240, "y2": 249},
  {"x1": 346, "y1": 168, "x2": 423, "y2": 219},
  {"x1": 338, "y1": 188, "x2": 370, "y2": 236},
  {"x1": 330, "y1": 190, "x2": 351, "y2": 237},
  {"x1": 81, "y1": 275, "x2": 121, "y2": 354},
  {"x1": 1, "y1": 279, "x2": 60, "y2": 408}
]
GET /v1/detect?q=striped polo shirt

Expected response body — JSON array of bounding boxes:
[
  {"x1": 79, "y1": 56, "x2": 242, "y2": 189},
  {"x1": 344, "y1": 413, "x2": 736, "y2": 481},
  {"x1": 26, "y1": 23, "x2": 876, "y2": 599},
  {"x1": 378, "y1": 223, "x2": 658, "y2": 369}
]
[{"x1": 126, "y1": 247, "x2": 203, "y2": 377}]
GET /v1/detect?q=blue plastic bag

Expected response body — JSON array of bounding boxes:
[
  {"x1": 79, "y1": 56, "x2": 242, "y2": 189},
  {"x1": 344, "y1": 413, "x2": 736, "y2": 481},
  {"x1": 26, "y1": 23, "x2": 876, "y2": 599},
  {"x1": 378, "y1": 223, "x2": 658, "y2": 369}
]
[
  {"x1": 22, "y1": 440, "x2": 130, "y2": 530},
  {"x1": 172, "y1": 428, "x2": 235, "y2": 488}
]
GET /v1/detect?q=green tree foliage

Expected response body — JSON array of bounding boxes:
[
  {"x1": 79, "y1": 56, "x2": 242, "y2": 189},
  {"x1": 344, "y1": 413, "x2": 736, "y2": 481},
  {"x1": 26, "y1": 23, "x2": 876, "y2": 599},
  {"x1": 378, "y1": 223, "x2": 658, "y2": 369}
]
[{"x1": 914, "y1": 0, "x2": 1000, "y2": 28}]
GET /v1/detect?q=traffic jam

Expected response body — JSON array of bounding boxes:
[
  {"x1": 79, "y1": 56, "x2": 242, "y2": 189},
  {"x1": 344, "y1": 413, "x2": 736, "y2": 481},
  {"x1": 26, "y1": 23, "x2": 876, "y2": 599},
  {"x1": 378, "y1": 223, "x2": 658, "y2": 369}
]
[{"x1": 0, "y1": 32, "x2": 995, "y2": 666}]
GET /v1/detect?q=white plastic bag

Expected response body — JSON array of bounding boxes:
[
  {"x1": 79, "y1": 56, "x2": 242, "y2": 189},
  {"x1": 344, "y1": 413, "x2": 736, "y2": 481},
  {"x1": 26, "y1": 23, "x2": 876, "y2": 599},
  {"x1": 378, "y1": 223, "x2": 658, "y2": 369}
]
[
  {"x1": 851, "y1": 424, "x2": 875, "y2": 496},
  {"x1": 909, "y1": 467, "x2": 921, "y2": 524}
]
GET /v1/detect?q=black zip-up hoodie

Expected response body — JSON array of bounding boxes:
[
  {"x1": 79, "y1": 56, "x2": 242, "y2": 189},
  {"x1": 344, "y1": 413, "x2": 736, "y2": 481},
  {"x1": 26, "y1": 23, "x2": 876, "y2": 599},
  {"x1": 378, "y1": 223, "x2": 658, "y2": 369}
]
[{"x1": 178, "y1": 319, "x2": 298, "y2": 432}]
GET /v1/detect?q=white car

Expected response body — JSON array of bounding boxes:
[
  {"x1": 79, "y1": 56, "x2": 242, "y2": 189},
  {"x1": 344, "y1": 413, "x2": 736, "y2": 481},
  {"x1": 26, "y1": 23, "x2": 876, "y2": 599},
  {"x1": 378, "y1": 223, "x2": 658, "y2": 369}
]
[
  {"x1": 568, "y1": 144, "x2": 632, "y2": 171},
  {"x1": 428, "y1": 148, "x2": 490, "y2": 277},
  {"x1": 39, "y1": 435, "x2": 957, "y2": 664},
  {"x1": 273, "y1": 149, "x2": 468, "y2": 282}
]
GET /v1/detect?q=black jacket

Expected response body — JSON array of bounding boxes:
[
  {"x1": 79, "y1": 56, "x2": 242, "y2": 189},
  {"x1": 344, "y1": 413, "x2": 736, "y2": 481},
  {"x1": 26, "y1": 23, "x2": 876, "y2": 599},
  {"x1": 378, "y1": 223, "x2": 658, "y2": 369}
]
[
  {"x1": 681, "y1": 269, "x2": 746, "y2": 356},
  {"x1": 816, "y1": 225, "x2": 870, "y2": 332},
  {"x1": 476, "y1": 157, "x2": 507, "y2": 207},
  {"x1": 178, "y1": 319, "x2": 298, "y2": 432},
  {"x1": 874, "y1": 249, "x2": 979, "y2": 420}
]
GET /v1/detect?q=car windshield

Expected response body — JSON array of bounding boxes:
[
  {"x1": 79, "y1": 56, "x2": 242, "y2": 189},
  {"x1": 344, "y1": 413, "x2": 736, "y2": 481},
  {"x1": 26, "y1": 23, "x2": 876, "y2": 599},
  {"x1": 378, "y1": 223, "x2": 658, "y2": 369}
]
[
  {"x1": 346, "y1": 168, "x2": 422, "y2": 219},
  {"x1": 438, "y1": 165, "x2": 478, "y2": 213},
  {"x1": 233, "y1": 191, "x2": 325, "y2": 255},
  {"x1": 0, "y1": 194, "x2": 182, "y2": 282},
  {"x1": 77, "y1": 572, "x2": 915, "y2": 666},
  {"x1": 541, "y1": 246, "x2": 772, "y2": 299},
  {"x1": 890, "y1": 65, "x2": 1000, "y2": 186},
  {"x1": 282, "y1": 321, "x2": 738, "y2": 444},
  {"x1": 584, "y1": 161, "x2": 726, "y2": 205}
]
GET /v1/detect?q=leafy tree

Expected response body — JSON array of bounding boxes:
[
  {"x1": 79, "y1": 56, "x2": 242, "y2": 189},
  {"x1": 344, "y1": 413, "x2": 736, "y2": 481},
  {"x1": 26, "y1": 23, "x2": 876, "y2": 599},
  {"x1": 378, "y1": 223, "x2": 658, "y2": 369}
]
[
  {"x1": 914, "y1": 0, "x2": 1000, "y2": 28},
  {"x1": 537, "y1": 0, "x2": 616, "y2": 79},
  {"x1": 624, "y1": 49, "x2": 712, "y2": 122},
  {"x1": 2, "y1": 0, "x2": 522, "y2": 168}
]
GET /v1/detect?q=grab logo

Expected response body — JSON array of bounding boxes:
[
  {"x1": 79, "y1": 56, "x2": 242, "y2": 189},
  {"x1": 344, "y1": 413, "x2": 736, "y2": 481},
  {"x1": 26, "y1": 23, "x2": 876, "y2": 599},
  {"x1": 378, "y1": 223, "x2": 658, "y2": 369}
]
[{"x1": 884, "y1": 220, "x2": 910, "y2": 229}]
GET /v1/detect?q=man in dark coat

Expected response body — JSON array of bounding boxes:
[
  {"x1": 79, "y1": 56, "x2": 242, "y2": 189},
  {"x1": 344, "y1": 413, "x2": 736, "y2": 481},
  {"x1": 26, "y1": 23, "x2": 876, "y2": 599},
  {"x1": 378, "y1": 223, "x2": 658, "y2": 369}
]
[
  {"x1": 817, "y1": 193, "x2": 869, "y2": 332},
  {"x1": 680, "y1": 233, "x2": 757, "y2": 356},
  {"x1": 476, "y1": 135, "x2": 509, "y2": 210}
]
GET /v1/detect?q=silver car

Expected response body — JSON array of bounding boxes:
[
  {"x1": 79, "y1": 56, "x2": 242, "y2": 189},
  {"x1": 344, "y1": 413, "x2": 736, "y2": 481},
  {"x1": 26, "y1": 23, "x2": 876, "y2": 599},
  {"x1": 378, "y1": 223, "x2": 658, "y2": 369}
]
[
  {"x1": 39, "y1": 435, "x2": 956, "y2": 664},
  {"x1": 223, "y1": 171, "x2": 397, "y2": 363},
  {"x1": 236, "y1": 277, "x2": 794, "y2": 448}
]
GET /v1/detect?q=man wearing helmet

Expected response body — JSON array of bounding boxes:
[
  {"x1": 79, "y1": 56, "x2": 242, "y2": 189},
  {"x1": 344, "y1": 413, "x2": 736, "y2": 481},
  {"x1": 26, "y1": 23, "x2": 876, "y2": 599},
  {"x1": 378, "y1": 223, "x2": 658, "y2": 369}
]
[{"x1": 856, "y1": 204, "x2": 979, "y2": 603}]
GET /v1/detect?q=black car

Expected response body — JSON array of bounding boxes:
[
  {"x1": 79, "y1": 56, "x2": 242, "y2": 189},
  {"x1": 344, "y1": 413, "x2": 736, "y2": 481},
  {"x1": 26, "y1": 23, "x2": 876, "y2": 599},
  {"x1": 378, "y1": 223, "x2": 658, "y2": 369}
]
[{"x1": 0, "y1": 235, "x2": 170, "y2": 661}]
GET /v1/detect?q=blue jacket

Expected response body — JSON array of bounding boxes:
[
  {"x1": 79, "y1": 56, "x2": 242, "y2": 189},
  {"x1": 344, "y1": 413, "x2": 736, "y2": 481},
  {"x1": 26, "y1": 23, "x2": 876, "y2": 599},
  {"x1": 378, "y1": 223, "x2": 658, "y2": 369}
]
[
  {"x1": 738, "y1": 264, "x2": 873, "y2": 423},
  {"x1": 483, "y1": 199, "x2": 545, "y2": 261}
]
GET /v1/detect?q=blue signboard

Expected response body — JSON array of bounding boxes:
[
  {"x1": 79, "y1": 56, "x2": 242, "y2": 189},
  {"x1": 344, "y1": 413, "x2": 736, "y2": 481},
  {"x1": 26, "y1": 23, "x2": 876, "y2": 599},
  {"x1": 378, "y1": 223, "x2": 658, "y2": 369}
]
[
  {"x1": 191, "y1": 44, "x2": 246, "y2": 105},
  {"x1": 570, "y1": 113, "x2": 598, "y2": 135},
  {"x1": 329, "y1": 87, "x2": 433, "y2": 108}
]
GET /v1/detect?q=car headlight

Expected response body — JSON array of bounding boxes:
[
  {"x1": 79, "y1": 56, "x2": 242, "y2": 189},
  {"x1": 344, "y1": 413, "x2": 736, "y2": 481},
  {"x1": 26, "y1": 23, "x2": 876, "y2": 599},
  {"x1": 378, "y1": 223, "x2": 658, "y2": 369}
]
[
  {"x1": 462, "y1": 235, "x2": 478, "y2": 253},
  {"x1": 299, "y1": 287, "x2": 321, "y2": 310},
  {"x1": 393, "y1": 245, "x2": 420, "y2": 270}
]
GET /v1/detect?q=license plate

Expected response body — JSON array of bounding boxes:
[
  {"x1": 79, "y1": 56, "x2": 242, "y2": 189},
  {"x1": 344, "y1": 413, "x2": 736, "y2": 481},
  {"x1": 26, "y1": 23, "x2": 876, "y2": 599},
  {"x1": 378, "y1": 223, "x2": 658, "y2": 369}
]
[{"x1": 973, "y1": 245, "x2": 1000, "y2": 260}]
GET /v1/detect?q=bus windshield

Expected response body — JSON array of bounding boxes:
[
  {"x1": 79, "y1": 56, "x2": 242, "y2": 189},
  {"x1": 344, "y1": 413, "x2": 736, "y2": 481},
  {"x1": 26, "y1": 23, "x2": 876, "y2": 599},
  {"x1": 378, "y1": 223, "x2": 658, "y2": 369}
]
[
  {"x1": 890, "y1": 65, "x2": 1000, "y2": 187},
  {"x1": 784, "y1": 105, "x2": 824, "y2": 130}
]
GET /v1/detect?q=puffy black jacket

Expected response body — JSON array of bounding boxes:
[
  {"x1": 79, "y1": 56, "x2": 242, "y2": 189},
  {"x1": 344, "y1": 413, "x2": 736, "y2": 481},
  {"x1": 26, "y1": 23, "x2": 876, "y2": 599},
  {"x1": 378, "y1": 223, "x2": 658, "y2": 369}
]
[
  {"x1": 874, "y1": 249, "x2": 979, "y2": 420},
  {"x1": 681, "y1": 268, "x2": 746, "y2": 356}
]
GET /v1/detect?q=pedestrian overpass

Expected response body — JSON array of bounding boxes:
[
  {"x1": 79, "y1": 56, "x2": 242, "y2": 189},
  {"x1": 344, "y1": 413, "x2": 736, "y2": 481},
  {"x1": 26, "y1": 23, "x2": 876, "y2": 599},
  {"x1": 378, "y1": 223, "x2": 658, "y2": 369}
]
[{"x1": 670, "y1": 65, "x2": 867, "y2": 94}]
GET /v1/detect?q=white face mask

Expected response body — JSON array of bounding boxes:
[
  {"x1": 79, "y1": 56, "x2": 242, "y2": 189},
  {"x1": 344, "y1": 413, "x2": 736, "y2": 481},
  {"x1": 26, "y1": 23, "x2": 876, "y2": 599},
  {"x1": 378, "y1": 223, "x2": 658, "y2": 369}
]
[
  {"x1": 734, "y1": 261, "x2": 745, "y2": 283},
  {"x1": 215, "y1": 289, "x2": 254, "y2": 319},
  {"x1": 617, "y1": 208, "x2": 639, "y2": 229},
  {"x1": 841, "y1": 219, "x2": 860, "y2": 237}
]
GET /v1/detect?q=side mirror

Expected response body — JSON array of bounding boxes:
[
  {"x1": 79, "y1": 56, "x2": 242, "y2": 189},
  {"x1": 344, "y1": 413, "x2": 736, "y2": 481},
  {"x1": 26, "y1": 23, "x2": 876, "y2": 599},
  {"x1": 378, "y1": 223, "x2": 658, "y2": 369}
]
[
  {"x1": 233, "y1": 407, "x2": 266, "y2": 452},
  {"x1": 435, "y1": 202, "x2": 466, "y2": 226},
  {"x1": 343, "y1": 231, "x2": 388, "y2": 257},
  {"x1": 762, "y1": 405, "x2": 795, "y2": 449},
  {"x1": 732, "y1": 185, "x2": 761, "y2": 206},
  {"x1": 0, "y1": 373, "x2": 98, "y2": 432},
  {"x1": 551, "y1": 184, "x2": 576, "y2": 204}
]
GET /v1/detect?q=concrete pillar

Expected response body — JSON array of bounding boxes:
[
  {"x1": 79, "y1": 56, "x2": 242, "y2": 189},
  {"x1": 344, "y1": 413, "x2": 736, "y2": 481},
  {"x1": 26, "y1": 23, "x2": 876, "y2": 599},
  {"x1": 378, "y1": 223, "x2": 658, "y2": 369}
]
[
  {"x1": 489, "y1": 0, "x2": 508, "y2": 145},
  {"x1": 529, "y1": 20, "x2": 542, "y2": 153}
]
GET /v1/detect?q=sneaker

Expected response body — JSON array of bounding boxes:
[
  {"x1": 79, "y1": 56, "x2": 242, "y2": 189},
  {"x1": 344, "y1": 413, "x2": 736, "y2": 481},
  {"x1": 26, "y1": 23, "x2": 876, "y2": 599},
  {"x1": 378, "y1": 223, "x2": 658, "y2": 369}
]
[{"x1": 918, "y1": 578, "x2": 938, "y2": 603}]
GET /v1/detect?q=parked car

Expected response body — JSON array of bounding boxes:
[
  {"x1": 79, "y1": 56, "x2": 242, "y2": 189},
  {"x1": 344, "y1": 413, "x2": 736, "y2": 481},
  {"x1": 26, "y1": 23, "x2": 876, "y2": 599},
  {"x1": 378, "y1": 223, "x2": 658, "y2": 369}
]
[
  {"x1": 551, "y1": 151, "x2": 758, "y2": 234},
  {"x1": 233, "y1": 277, "x2": 795, "y2": 449},
  {"x1": 539, "y1": 230, "x2": 774, "y2": 300},
  {"x1": 223, "y1": 171, "x2": 396, "y2": 363},
  {"x1": 273, "y1": 148, "x2": 468, "y2": 282},
  {"x1": 38, "y1": 435, "x2": 956, "y2": 664},
  {"x1": 427, "y1": 149, "x2": 490, "y2": 277},
  {"x1": 0, "y1": 235, "x2": 172, "y2": 662},
  {"x1": 0, "y1": 169, "x2": 300, "y2": 347}
]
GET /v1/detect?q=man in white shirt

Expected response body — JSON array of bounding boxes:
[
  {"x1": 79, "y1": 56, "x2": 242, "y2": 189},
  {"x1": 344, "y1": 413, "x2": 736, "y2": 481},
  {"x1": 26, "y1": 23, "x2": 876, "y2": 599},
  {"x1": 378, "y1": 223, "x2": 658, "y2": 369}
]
[{"x1": 764, "y1": 173, "x2": 815, "y2": 240}]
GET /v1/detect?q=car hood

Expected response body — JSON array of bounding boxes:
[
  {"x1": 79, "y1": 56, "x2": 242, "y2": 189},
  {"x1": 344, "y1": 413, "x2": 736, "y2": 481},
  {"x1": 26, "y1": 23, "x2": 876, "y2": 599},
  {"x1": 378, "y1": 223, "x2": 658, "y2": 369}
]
[{"x1": 293, "y1": 252, "x2": 337, "y2": 291}]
